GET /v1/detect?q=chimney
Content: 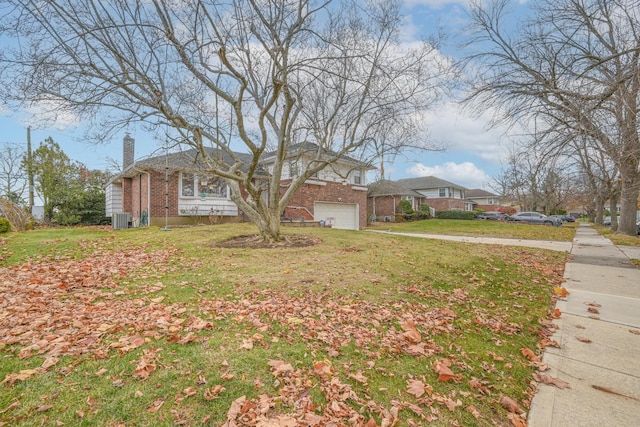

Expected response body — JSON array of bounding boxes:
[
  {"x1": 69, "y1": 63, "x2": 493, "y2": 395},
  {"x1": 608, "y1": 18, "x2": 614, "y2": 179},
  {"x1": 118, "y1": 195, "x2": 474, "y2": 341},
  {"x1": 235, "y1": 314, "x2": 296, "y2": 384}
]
[{"x1": 123, "y1": 133, "x2": 135, "y2": 170}]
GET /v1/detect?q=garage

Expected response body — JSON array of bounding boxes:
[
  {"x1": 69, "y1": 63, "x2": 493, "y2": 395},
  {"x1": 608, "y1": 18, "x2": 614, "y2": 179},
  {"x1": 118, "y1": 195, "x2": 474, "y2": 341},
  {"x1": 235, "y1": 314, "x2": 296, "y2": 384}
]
[{"x1": 314, "y1": 202, "x2": 359, "y2": 230}]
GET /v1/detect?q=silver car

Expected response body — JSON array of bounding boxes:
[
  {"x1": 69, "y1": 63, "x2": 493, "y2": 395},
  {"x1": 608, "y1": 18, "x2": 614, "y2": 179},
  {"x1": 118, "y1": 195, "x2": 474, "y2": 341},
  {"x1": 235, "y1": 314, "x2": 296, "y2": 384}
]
[{"x1": 507, "y1": 212, "x2": 562, "y2": 226}]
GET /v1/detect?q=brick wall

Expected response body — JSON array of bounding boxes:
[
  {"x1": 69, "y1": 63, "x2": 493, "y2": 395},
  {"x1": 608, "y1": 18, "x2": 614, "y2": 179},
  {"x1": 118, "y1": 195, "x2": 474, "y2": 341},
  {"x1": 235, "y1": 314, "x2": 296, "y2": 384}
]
[
  {"x1": 426, "y1": 198, "x2": 467, "y2": 211},
  {"x1": 122, "y1": 178, "x2": 132, "y2": 214},
  {"x1": 282, "y1": 180, "x2": 368, "y2": 229},
  {"x1": 368, "y1": 196, "x2": 397, "y2": 220},
  {"x1": 148, "y1": 170, "x2": 179, "y2": 218}
]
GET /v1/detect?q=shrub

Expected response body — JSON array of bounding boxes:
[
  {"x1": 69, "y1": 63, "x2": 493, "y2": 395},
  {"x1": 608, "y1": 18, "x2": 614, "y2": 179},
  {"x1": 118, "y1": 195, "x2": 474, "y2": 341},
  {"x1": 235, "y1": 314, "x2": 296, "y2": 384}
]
[
  {"x1": 398, "y1": 200, "x2": 413, "y2": 214},
  {"x1": 0, "y1": 217, "x2": 10, "y2": 233},
  {"x1": 435, "y1": 210, "x2": 475, "y2": 220},
  {"x1": 403, "y1": 211, "x2": 431, "y2": 221}
]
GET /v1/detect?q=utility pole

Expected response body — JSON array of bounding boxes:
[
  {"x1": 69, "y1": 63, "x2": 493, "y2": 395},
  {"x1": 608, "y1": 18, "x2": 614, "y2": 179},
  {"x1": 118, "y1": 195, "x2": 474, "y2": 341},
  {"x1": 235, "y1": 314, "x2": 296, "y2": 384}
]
[{"x1": 27, "y1": 126, "x2": 34, "y2": 211}]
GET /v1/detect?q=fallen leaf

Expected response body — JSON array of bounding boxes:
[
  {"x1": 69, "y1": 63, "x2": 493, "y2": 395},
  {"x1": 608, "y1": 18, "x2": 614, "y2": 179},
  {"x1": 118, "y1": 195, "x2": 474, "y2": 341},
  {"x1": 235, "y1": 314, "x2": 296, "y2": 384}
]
[
  {"x1": 203, "y1": 385, "x2": 225, "y2": 401},
  {"x1": 466, "y1": 404, "x2": 482, "y2": 419},
  {"x1": 406, "y1": 379, "x2": 427, "y2": 398},
  {"x1": 36, "y1": 404, "x2": 54, "y2": 412},
  {"x1": 182, "y1": 386, "x2": 197, "y2": 397},
  {"x1": 434, "y1": 360, "x2": 459, "y2": 382},
  {"x1": 550, "y1": 308, "x2": 562, "y2": 319},
  {"x1": 629, "y1": 329, "x2": 640, "y2": 335},
  {"x1": 0, "y1": 401, "x2": 20, "y2": 413},
  {"x1": 587, "y1": 307, "x2": 600, "y2": 314},
  {"x1": 41, "y1": 356, "x2": 59, "y2": 370},
  {"x1": 534, "y1": 372, "x2": 571, "y2": 389},
  {"x1": 224, "y1": 396, "x2": 246, "y2": 423},
  {"x1": 146, "y1": 399, "x2": 164, "y2": 413},
  {"x1": 507, "y1": 412, "x2": 528, "y2": 427},
  {"x1": 576, "y1": 336, "x2": 592, "y2": 343},
  {"x1": 267, "y1": 360, "x2": 294, "y2": 376},
  {"x1": 553, "y1": 287, "x2": 570, "y2": 297},
  {"x1": 400, "y1": 319, "x2": 422, "y2": 343},
  {"x1": 499, "y1": 395, "x2": 523, "y2": 414},
  {"x1": 520, "y1": 347, "x2": 540, "y2": 362},
  {"x1": 313, "y1": 361, "x2": 333, "y2": 380},
  {"x1": 1, "y1": 369, "x2": 39, "y2": 385}
]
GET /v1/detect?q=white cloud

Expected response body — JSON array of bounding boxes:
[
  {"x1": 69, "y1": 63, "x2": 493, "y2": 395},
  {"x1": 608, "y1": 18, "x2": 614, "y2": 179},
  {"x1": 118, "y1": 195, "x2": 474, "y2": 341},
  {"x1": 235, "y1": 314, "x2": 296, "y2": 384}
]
[
  {"x1": 423, "y1": 101, "x2": 511, "y2": 164},
  {"x1": 407, "y1": 161, "x2": 492, "y2": 189},
  {"x1": 22, "y1": 100, "x2": 81, "y2": 131}
]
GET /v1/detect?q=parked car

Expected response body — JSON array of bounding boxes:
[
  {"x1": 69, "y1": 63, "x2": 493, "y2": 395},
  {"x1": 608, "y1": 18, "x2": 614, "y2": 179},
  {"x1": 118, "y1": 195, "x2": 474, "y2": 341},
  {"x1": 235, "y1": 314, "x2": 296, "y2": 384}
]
[
  {"x1": 474, "y1": 211, "x2": 510, "y2": 221},
  {"x1": 507, "y1": 212, "x2": 563, "y2": 226},
  {"x1": 550, "y1": 214, "x2": 575, "y2": 223}
]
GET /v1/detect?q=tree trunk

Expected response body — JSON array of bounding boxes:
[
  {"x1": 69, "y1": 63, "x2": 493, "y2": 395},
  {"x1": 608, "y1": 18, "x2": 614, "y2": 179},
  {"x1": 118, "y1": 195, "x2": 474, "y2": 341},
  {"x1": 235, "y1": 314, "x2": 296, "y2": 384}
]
[
  {"x1": 618, "y1": 174, "x2": 640, "y2": 236},
  {"x1": 609, "y1": 190, "x2": 618, "y2": 232}
]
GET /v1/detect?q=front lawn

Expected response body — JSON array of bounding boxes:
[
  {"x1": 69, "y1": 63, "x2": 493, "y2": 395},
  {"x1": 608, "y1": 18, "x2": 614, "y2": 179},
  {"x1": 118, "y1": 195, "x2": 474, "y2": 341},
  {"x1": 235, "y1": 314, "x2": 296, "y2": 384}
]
[
  {"x1": 371, "y1": 218, "x2": 577, "y2": 241},
  {"x1": 0, "y1": 224, "x2": 568, "y2": 426}
]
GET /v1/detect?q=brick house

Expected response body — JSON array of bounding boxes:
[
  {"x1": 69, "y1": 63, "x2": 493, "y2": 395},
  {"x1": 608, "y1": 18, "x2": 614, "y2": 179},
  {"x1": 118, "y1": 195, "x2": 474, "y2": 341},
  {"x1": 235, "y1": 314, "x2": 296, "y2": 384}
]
[
  {"x1": 367, "y1": 180, "x2": 427, "y2": 221},
  {"x1": 106, "y1": 135, "x2": 373, "y2": 230},
  {"x1": 367, "y1": 176, "x2": 472, "y2": 221}
]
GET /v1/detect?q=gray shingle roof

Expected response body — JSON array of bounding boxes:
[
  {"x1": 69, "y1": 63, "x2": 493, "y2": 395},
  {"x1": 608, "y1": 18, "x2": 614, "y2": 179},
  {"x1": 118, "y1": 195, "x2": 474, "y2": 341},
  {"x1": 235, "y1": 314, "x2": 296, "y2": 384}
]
[
  {"x1": 466, "y1": 188, "x2": 498, "y2": 198},
  {"x1": 396, "y1": 176, "x2": 467, "y2": 191},
  {"x1": 367, "y1": 180, "x2": 423, "y2": 197},
  {"x1": 121, "y1": 147, "x2": 263, "y2": 178}
]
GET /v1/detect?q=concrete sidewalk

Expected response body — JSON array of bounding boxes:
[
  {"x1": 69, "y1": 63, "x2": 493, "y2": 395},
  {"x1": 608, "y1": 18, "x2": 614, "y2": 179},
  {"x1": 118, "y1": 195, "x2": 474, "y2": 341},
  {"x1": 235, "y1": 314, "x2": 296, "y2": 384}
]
[{"x1": 528, "y1": 223, "x2": 640, "y2": 426}]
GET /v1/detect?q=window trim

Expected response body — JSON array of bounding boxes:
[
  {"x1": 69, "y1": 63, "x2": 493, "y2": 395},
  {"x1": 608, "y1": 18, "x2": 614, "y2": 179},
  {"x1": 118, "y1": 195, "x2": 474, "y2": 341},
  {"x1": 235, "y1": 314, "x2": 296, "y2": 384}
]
[{"x1": 180, "y1": 172, "x2": 228, "y2": 199}]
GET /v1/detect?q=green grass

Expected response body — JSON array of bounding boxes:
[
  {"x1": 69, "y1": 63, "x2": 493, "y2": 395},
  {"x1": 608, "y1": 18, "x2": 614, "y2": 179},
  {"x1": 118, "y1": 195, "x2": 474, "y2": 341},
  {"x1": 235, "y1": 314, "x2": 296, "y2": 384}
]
[
  {"x1": 592, "y1": 225, "x2": 640, "y2": 246},
  {"x1": 370, "y1": 218, "x2": 577, "y2": 241},
  {"x1": 0, "y1": 223, "x2": 570, "y2": 426}
]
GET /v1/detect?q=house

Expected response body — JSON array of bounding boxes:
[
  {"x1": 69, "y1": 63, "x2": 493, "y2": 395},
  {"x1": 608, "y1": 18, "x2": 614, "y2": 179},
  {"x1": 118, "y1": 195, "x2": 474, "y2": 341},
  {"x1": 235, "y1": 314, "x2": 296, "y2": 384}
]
[
  {"x1": 465, "y1": 188, "x2": 508, "y2": 212},
  {"x1": 367, "y1": 180, "x2": 427, "y2": 221},
  {"x1": 106, "y1": 135, "x2": 373, "y2": 230},
  {"x1": 367, "y1": 176, "x2": 472, "y2": 221}
]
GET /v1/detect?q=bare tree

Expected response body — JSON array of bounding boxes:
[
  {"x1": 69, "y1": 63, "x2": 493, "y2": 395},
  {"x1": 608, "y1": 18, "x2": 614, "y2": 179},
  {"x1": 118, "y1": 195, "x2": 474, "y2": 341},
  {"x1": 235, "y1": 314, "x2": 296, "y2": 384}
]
[
  {"x1": 464, "y1": 0, "x2": 640, "y2": 235},
  {"x1": 0, "y1": 0, "x2": 451, "y2": 241},
  {"x1": 492, "y1": 142, "x2": 576, "y2": 214},
  {"x1": 0, "y1": 142, "x2": 27, "y2": 205}
]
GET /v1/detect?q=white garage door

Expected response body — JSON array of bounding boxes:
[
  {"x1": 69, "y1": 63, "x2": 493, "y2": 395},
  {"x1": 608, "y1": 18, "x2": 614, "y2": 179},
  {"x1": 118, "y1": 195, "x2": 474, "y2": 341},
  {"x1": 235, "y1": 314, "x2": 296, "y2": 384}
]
[{"x1": 314, "y1": 202, "x2": 359, "y2": 230}]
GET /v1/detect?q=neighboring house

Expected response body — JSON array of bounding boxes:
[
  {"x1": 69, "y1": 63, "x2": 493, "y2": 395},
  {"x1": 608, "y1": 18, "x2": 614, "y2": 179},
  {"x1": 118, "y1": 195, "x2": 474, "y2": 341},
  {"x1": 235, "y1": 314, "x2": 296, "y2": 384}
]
[
  {"x1": 106, "y1": 135, "x2": 373, "y2": 230},
  {"x1": 367, "y1": 180, "x2": 427, "y2": 221},
  {"x1": 396, "y1": 176, "x2": 472, "y2": 212},
  {"x1": 367, "y1": 176, "x2": 472, "y2": 221},
  {"x1": 465, "y1": 188, "x2": 508, "y2": 212}
]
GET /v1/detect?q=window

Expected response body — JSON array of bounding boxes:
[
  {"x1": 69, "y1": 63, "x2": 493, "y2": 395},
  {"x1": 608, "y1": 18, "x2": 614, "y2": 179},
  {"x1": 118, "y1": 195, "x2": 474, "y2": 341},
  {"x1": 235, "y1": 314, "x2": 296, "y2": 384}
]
[
  {"x1": 353, "y1": 170, "x2": 362, "y2": 185},
  {"x1": 289, "y1": 161, "x2": 299, "y2": 178},
  {"x1": 182, "y1": 173, "x2": 195, "y2": 197},
  {"x1": 401, "y1": 196, "x2": 414, "y2": 203},
  {"x1": 181, "y1": 173, "x2": 227, "y2": 198},
  {"x1": 438, "y1": 188, "x2": 446, "y2": 197}
]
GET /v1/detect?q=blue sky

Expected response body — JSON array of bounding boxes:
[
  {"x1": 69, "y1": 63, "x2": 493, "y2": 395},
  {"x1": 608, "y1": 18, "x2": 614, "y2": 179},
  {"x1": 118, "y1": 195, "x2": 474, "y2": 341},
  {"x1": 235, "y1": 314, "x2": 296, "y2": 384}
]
[{"x1": 0, "y1": 0, "x2": 527, "y2": 191}]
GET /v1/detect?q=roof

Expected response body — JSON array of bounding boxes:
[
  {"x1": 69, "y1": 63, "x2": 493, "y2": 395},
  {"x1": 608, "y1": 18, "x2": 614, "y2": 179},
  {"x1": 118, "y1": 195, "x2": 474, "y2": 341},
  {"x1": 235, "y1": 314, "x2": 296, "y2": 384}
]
[
  {"x1": 367, "y1": 180, "x2": 423, "y2": 197},
  {"x1": 263, "y1": 142, "x2": 374, "y2": 169},
  {"x1": 120, "y1": 147, "x2": 263, "y2": 178},
  {"x1": 466, "y1": 188, "x2": 498, "y2": 198},
  {"x1": 119, "y1": 142, "x2": 373, "y2": 179},
  {"x1": 396, "y1": 176, "x2": 468, "y2": 191}
]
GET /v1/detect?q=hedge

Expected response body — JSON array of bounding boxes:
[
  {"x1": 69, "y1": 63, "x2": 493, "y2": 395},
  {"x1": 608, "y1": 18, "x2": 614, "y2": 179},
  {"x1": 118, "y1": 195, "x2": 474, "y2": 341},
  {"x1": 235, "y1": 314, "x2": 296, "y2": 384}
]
[{"x1": 435, "y1": 210, "x2": 475, "y2": 220}]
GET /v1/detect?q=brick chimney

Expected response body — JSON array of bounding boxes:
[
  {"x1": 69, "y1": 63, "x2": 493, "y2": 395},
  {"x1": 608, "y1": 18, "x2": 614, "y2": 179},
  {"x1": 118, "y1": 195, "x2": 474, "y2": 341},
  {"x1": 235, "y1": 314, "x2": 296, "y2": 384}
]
[{"x1": 123, "y1": 133, "x2": 135, "y2": 170}]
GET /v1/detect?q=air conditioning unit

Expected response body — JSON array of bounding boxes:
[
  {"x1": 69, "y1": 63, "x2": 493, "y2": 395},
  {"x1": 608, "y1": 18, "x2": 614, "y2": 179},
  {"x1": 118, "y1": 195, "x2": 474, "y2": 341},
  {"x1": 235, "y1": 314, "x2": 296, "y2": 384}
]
[{"x1": 113, "y1": 213, "x2": 130, "y2": 230}]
